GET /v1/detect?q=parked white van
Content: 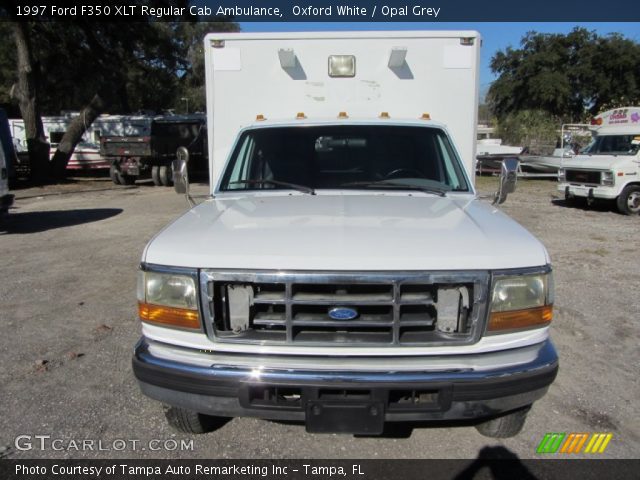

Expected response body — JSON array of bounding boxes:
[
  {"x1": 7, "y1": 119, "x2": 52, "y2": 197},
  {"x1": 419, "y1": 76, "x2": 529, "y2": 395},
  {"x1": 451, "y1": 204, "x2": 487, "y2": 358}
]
[{"x1": 558, "y1": 107, "x2": 640, "y2": 215}]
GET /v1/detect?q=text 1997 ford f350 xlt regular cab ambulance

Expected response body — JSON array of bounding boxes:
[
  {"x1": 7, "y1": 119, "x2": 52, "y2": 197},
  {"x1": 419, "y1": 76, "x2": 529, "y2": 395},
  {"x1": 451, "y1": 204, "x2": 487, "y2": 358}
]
[
  {"x1": 558, "y1": 107, "x2": 640, "y2": 215},
  {"x1": 132, "y1": 32, "x2": 558, "y2": 437}
]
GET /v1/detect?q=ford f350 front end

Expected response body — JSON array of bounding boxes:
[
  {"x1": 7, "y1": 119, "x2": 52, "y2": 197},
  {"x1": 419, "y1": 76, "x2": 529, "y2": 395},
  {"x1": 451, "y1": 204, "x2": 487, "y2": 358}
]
[{"x1": 132, "y1": 31, "x2": 557, "y2": 437}]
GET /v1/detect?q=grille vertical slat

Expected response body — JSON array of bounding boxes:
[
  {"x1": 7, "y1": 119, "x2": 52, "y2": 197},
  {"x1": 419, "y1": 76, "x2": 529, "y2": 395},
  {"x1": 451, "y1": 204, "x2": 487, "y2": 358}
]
[
  {"x1": 201, "y1": 271, "x2": 488, "y2": 347},
  {"x1": 285, "y1": 283, "x2": 293, "y2": 343},
  {"x1": 392, "y1": 283, "x2": 401, "y2": 344}
]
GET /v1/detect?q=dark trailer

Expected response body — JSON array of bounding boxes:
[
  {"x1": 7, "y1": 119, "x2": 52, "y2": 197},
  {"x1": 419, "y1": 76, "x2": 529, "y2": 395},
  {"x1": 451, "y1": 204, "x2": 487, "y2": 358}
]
[{"x1": 101, "y1": 114, "x2": 207, "y2": 186}]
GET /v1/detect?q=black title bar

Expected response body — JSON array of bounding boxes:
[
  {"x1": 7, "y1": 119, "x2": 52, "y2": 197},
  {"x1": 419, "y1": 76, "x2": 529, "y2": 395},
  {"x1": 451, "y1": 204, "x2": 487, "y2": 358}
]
[
  {"x1": 3, "y1": 0, "x2": 640, "y2": 22},
  {"x1": 1, "y1": 459, "x2": 639, "y2": 480}
]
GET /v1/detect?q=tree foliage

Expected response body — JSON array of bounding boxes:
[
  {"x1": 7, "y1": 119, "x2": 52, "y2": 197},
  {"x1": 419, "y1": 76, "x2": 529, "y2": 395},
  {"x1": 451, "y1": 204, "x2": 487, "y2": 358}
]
[
  {"x1": 0, "y1": 3, "x2": 239, "y2": 180},
  {"x1": 2, "y1": 18, "x2": 238, "y2": 116},
  {"x1": 488, "y1": 28, "x2": 640, "y2": 122},
  {"x1": 495, "y1": 110, "x2": 558, "y2": 153}
]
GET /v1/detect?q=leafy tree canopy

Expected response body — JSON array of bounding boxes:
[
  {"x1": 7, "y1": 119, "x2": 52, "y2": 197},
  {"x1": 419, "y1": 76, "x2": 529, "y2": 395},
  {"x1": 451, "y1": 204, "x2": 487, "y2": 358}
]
[
  {"x1": 0, "y1": 12, "x2": 238, "y2": 116},
  {"x1": 488, "y1": 28, "x2": 640, "y2": 122}
]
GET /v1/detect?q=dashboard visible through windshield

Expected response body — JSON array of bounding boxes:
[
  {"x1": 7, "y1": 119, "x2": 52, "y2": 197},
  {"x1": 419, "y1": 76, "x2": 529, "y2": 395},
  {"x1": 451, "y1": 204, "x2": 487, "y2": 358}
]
[
  {"x1": 219, "y1": 125, "x2": 470, "y2": 194},
  {"x1": 582, "y1": 134, "x2": 640, "y2": 156}
]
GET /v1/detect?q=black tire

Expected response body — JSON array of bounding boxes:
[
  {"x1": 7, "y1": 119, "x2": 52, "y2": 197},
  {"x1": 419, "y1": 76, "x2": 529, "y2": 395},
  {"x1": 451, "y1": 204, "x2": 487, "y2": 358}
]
[
  {"x1": 564, "y1": 193, "x2": 575, "y2": 206},
  {"x1": 616, "y1": 185, "x2": 640, "y2": 215},
  {"x1": 109, "y1": 164, "x2": 122, "y2": 185},
  {"x1": 151, "y1": 166, "x2": 162, "y2": 186},
  {"x1": 119, "y1": 173, "x2": 136, "y2": 185},
  {"x1": 475, "y1": 406, "x2": 530, "y2": 438},
  {"x1": 163, "y1": 406, "x2": 223, "y2": 434},
  {"x1": 159, "y1": 165, "x2": 173, "y2": 186}
]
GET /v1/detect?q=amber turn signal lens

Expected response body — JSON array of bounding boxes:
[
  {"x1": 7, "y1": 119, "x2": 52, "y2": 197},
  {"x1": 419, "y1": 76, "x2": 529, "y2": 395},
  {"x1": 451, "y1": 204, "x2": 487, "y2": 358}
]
[
  {"x1": 488, "y1": 305, "x2": 553, "y2": 332},
  {"x1": 138, "y1": 302, "x2": 200, "y2": 330}
]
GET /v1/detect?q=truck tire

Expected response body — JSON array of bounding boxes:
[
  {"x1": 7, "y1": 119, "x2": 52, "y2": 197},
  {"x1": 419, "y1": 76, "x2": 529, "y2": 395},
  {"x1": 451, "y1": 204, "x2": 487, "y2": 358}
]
[
  {"x1": 119, "y1": 174, "x2": 136, "y2": 186},
  {"x1": 475, "y1": 406, "x2": 530, "y2": 438},
  {"x1": 616, "y1": 185, "x2": 640, "y2": 215},
  {"x1": 151, "y1": 166, "x2": 162, "y2": 186},
  {"x1": 159, "y1": 165, "x2": 174, "y2": 187},
  {"x1": 109, "y1": 164, "x2": 122, "y2": 185},
  {"x1": 111, "y1": 163, "x2": 136, "y2": 185},
  {"x1": 163, "y1": 406, "x2": 223, "y2": 434}
]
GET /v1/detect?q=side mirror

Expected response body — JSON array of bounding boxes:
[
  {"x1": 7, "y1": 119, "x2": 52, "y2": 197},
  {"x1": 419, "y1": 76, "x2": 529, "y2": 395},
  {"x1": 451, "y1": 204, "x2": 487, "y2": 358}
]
[
  {"x1": 173, "y1": 147, "x2": 190, "y2": 195},
  {"x1": 493, "y1": 157, "x2": 519, "y2": 205}
]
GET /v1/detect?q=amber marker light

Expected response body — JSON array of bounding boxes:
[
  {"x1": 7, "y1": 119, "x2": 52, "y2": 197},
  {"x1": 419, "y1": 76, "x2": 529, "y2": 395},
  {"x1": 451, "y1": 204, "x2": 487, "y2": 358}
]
[
  {"x1": 488, "y1": 305, "x2": 553, "y2": 332},
  {"x1": 138, "y1": 302, "x2": 201, "y2": 330}
]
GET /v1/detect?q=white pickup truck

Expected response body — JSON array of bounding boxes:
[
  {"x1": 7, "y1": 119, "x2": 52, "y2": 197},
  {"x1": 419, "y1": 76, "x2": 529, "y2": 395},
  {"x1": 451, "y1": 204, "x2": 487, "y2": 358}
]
[
  {"x1": 558, "y1": 107, "x2": 640, "y2": 215},
  {"x1": 133, "y1": 32, "x2": 558, "y2": 438}
]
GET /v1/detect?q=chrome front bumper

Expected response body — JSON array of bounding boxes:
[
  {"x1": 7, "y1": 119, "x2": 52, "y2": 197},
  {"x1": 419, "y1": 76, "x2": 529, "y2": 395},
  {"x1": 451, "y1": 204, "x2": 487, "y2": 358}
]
[{"x1": 133, "y1": 338, "x2": 558, "y2": 426}]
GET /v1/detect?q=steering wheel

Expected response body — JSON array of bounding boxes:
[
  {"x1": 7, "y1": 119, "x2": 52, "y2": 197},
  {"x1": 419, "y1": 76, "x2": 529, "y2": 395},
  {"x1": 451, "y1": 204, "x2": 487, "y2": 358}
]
[{"x1": 384, "y1": 168, "x2": 425, "y2": 179}]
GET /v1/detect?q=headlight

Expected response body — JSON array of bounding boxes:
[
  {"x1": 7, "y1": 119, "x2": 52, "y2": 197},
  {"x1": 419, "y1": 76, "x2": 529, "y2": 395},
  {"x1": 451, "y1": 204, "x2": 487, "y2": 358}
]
[
  {"x1": 601, "y1": 171, "x2": 614, "y2": 186},
  {"x1": 558, "y1": 168, "x2": 565, "y2": 182},
  {"x1": 137, "y1": 269, "x2": 200, "y2": 330},
  {"x1": 488, "y1": 271, "x2": 553, "y2": 333}
]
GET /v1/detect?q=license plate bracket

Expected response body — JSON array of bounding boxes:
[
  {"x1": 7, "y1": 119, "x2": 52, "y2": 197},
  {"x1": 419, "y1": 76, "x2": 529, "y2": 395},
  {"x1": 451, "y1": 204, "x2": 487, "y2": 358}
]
[{"x1": 305, "y1": 401, "x2": 384, "y2": 434}]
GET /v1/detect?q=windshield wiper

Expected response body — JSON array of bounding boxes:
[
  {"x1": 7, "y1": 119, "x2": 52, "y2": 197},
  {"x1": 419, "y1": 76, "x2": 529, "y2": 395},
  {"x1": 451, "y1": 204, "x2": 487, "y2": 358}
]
[
  {"x1": 228, "y1": 179, "x2": 315, "y2": 195},
  {"x1": 339, "y1": 181, "x2": 447, "y2": 197}
]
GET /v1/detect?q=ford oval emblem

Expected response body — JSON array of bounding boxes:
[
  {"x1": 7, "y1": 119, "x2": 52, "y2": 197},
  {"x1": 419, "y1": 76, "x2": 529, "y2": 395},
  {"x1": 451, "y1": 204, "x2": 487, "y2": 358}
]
[{"x1": 328, "y1": 307, "x2": 359, "y2": 321}]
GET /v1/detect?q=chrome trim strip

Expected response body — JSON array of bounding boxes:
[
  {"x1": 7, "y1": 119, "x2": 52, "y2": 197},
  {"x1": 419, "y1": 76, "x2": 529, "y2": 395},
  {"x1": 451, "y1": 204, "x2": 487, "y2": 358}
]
[
  {"x1": 143, "y1": 337, "x2": 548, "y2": 373},
  {"x1": 490, "y1": 264, "x2": 552, "y2": 278},
  {"x1": 134, "y1": 337, "x2": 558, "y2": 384}
]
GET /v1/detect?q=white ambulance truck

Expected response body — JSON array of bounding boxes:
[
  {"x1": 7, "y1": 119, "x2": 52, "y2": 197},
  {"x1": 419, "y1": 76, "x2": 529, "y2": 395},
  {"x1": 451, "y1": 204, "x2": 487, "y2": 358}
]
[
  {"x1": 558, "y1": 107, "x2": 640, "y2": 215},
  {"x1": 133, "y1": 32, "x2": 558, "y2": 438}
]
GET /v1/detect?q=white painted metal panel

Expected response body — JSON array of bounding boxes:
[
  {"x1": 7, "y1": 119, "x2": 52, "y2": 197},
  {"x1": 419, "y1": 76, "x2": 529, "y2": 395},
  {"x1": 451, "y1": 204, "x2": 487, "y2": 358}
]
[{"x1": 204, "y1": 31, "x2": 481, "y2": 190}]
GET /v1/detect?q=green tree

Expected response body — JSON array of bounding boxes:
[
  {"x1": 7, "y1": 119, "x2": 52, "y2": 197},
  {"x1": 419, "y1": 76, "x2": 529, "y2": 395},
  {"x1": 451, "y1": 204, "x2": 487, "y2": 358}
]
[
  {"x1": 495, "y1": 110, "x2": 558, "y2": 154},
  {"x1": 488, "y1": 28, "x2": 640, "y2": 122},
  {"x1": 0, "y1": 13, "x2": 238, "y2": 180}
]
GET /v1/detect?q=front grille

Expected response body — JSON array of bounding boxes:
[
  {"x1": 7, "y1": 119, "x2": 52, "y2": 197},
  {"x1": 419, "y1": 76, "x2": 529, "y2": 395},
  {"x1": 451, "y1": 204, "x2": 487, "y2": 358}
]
[
  {"x1": 566, "y1": 169, "x2": 601, "y2": 185},
  {"x1": 201, "y1": 271, "x2": 488, "y2": 347}
]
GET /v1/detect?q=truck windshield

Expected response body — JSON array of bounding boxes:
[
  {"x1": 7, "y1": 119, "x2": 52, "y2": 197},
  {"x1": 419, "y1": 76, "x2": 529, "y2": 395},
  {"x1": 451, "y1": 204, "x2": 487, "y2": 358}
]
[
  {"x1": 219, "y1": 125, "x2": 469, "y2": 193},
  {"x1": 582, "y1": 134, "x2": 640, "y2": 156}
]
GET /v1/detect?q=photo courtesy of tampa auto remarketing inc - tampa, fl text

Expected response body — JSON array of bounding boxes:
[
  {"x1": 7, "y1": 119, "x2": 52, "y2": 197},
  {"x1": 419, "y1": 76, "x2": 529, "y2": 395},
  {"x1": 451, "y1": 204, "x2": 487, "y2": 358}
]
[{"x1": 0, "y1": 0, "x2": 638, "y2": 479}]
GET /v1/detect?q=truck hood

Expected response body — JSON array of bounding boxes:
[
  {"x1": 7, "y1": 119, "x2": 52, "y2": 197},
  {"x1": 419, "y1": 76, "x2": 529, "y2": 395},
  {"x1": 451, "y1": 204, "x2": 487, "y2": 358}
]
[
  {"x1": 561, "y1": 154, "x2": 636, "y2": 170},
  {"x1": 144, "y1": 193, "x2": 549, "y2": 271}
]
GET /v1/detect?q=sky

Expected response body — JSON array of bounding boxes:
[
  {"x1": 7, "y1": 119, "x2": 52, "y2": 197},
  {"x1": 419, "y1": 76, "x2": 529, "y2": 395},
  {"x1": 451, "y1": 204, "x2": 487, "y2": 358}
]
[{"x1": 240, "y1": 22, "x2": 640, "y2": 92}]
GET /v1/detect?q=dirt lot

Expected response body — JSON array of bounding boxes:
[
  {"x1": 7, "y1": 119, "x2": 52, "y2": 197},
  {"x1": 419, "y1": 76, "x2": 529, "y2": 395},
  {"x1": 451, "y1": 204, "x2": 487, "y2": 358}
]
[{"x1": 0, "y1": 174, "x2": 638, "y2": 459}]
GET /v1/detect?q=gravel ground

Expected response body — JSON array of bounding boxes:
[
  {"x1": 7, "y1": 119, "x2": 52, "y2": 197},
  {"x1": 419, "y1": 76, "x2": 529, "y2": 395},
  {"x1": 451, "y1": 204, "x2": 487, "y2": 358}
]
[{"x1": 0, "y1": 174, "x2": 638, "y2": 460}]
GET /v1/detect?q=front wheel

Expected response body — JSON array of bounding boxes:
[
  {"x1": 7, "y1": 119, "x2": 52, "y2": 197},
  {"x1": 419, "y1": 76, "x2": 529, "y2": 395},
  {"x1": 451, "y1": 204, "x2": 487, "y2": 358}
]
[
  {"x1": 616, "y1": 185, "x2": 640, "y2": 215},
  {"x1": 151, "y1": 166, "x2": 162, "y2": 186},
  {"x1": 163, "y1": 406, "x2": 225, "y2": 434},
  {"x1": 475, "y1": 406, "x2": 530, "y2": 438},
  {"x1": 159, "y1": 165, "x2": 173, "y2": 186},
  {"x1": 109, "y1": 164, "x2": 122, "y2": 185},
  {"x1": 119, "y1": 173, "x2": 136, "y2": 185}
]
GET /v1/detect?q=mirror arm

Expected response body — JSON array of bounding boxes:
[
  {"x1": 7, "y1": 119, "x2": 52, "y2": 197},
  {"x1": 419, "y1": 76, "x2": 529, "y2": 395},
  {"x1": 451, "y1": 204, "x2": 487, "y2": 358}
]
[
  {"x1": 173, "y1": 147, "x2": 193, "y2": 206},
  {"x1": 489, "y1": 157, "x2": 519, "y2": 205}
]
